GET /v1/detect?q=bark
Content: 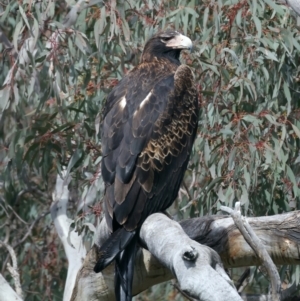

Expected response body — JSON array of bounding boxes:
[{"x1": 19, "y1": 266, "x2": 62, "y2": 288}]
[
  {"x1": 71, "y1": 210, "x2": 300, "y2": 300},
  {"x1": 180, "y1": 211, "x2": 300, "y2": 267},
  {"x1": 0, "y1": 241, "x2": 23, "y2": 299},
  {"x1": 73, "y1": 210, "x2": 300, "y2": 300},
  {"x1": 139, "y1": 214, "x2": 242, "y2": 301},
  {"x1": 72, "y1": 213, "x2": 242, "y2": 301},
  {"x1": 286, "y1": 0, "x2": 300, "y2": 16},
  {"x1": 51, "y1": 172, "x2": 87, "y2": 301},
  {"x1": 221, "y1": 204, "x2": 281, "y2": 300},
  {"x1": 0, "y1": 274, "x2": 23, "y2": 301}
]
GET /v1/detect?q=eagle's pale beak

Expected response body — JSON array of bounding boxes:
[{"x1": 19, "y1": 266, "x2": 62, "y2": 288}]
[{"x1": 166, "y1": 33, "x2": 193, "y2": 51}]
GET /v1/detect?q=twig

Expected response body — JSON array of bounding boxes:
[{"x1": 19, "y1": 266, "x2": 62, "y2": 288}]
[
  {"x1": 182, "y1": 180, "x2": 194, "y2": 201},
  {"x1": 5, "y1": 202, "x2": 28, "y2": 226},
  {"x1": 0, "y1": 241, "x2": 23, "y2": 298},
  {"x1": 236, "y1": 268, "x2": 250, "y2": 292},
  {"x1": 13, "y1": 210, "x2": 50, "y2": 248},
  {"x1": 173, "y1": 281, "x2": 198, "y2": 301},
  {"x1": 221, "y1": 202, "x2": 282, "y2": 301}
]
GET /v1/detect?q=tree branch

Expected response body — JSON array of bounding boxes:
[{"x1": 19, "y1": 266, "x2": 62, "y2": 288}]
[
  {"x1": 0, "y1": 274, "x2": 23, "y2": 301},
  {"x1": 180, "y1": 211, "x2": 300, "y2": 267},
  {"x1": 73, "y1": 214, "x2": 242, "y2": 301},
  {"x1": 51, "y1": 171, "x2": 86, "y2": 301},
  {"x1": 13, "y1": 210, "x2": 50, "y2": 249},
  {"x1": 70, "y1": 209, "x2": 300, "y2": 300},
  {"x1": 221, "y1": 203, "x2": 281, "y2": 301},
  {"x1": 140, "y1": 213, "x2": 242, "y2": 301},
  {"x1": 286, "y1": 0, "x2": 300, "y2": 16},
  {"x1": 51, "y1": 168, "x2": 300, "y2": 301},
  {"x1": 0, "y1": 241, "x2": 23, "y2": 298}
]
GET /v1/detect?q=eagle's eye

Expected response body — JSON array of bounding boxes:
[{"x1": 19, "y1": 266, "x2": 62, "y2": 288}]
[{"x1": 161, "y1": 36, "x2": 173, "y2": 42}]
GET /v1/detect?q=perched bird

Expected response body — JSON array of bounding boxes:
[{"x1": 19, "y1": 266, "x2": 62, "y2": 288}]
[{"x1": 94, "y1": 30, "x2": 199, "y2": 301}]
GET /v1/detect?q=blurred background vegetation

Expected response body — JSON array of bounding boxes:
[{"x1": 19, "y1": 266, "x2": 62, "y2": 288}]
[{"x1": 0, "y1": 0, "x2": 300, "y2": 300}]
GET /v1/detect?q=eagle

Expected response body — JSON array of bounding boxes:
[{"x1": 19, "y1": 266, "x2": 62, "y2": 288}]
[{"x1": 94, "y1": 30, "x2": 199, "y2": 301}]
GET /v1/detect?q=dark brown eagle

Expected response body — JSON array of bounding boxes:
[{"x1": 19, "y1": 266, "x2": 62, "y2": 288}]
[{"x1": 94, "y1": 30, "x2": 199, "y2": 301}]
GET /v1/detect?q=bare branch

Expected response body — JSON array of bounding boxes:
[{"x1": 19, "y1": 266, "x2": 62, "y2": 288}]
[
  {"x1": 13, "y1": 210, "x2": 50, "y2": 249},
  {"x1": 221, "y1": 203, "x2": 282, "y2": 301},
  {"x1": 80, "y1": 214, "x2": 242, "y2": 301},
  {"x1": 240, "y1": 282, "x2": 297, "y2": 301},
  {"x1": 4, "y1": 192, "x2": 28, "y2": 225},
  {"x1": 140, "y1": 213, "x2": 242, "y2": 301},
  {"x1": 286, "y1": 0, "x2": 300, "y2": 16},
  {"x1": 180, "y1": 211, "x2": 300, "y2": 267},
  {"x1": 0, "y1": 241, "x2": 23, "y2": 298},
  {"x1": 51, "y1": 171, "x2": 86, "y2": 301},
  {"x1": 236, "y1": 268, "x2": 250, "y2": 292},
  {"x1": 70, "y1": 205, "x2": 300, "y2": 300},
  {"x1": 0, "y1": 274, "x2": 23, "y2": 301}
]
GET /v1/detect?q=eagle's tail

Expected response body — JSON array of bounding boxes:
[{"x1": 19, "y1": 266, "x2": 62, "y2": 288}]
[
  {"x1": 94, "y1": 228, "x2": 137, "y2": 301},
  {"x1": 115, "y1": 234, "x2": 138, "y2": 301}
]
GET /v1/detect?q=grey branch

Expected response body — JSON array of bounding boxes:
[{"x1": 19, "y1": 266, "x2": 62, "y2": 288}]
[
  {"x1": 70, "y1": 207, "x2": 300, "y2": 300},
  {"x1": 221, "y1": 203, "x2": 282, "y2": 301},
  {"x1": 139, "y1": 213, "x2": 242, "y2": 301},
  {"x1": 286, "y1": 0, "x2": 300, "y2": 16},
  {"x1": 181, "y1": 211, "x2": 300, "y2": 267},
  {"x1": 67, "y1": 201, "x2": 300, "y2": 301},
  {"x1": 0, "y1": 241, "x2": 23, "y2": 299},
  {"x1": 72, "y1": 213, "x2": 242, "y2": 301},
  {"x1": 51, "y1": 171, "x2": 87, "y2": 301},
  {"x1": 13, "y1": 210, "x2": 50, "y2": 249},
  {"x1": 0, "y1": 274, "x2": 23, "y2": 301},
  {"x1": 52, "y1": 172, "x2": 300, "y2": 300}
]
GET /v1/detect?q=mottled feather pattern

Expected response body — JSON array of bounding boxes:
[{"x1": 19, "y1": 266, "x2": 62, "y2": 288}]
[
  {"x1": 101, "y1": 62, "x2": 197, "y2": 231},
  {"x1": 95, "y1": 30, "x2": 198, "y2": 301}
]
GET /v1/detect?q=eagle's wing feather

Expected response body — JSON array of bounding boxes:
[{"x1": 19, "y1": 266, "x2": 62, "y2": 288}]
[
  {"x1": 101, "y1": 64, "x2": 198, "y2": 232},
  {"x1": 127, "y1": 66, "x2": 198, "y2": 230},
  {"x1": 101, "y1": 69, "x2": 168, "y2": 185}
]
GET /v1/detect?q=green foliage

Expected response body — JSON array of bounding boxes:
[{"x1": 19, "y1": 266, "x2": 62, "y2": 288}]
[{"x1": 0, "y1": 0, "x2": 300, "y2": 300}]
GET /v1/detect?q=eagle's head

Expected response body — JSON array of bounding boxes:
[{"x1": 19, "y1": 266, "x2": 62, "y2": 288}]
[{"x1": 141, "y1": 30, "x2": 193, "y2": 64}]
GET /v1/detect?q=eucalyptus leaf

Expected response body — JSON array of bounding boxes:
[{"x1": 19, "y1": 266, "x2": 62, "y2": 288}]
[
  {"x1": 1, "y1": 0, "x2": 300, "y2": 299},
  {"x1": 0, "y1": 86, "x2": 10, "y2": 111},
  {"x1": 13, "y1": 20, "x2": 23, "y2": 53},
  {"x1": 66, "y1": 148, "x2": 84, "y2": 177}
]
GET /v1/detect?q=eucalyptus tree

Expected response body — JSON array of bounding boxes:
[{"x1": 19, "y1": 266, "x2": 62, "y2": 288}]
[{"x1": 0, "y1": 0, "x2": 300, "y2": 300}]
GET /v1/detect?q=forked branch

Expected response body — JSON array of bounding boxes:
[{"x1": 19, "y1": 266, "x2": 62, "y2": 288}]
[{"x1": 221, "y1": 203, "x2": 282, "y2": 301}]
